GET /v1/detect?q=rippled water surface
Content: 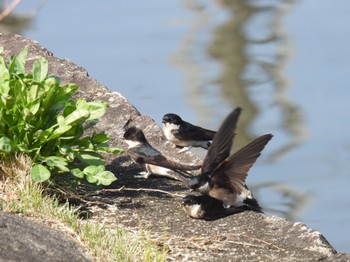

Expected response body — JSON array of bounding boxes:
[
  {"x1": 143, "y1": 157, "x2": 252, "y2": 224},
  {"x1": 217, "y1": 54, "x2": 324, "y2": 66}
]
[{"x1": 5, "y1": 0, "x2": 350, "y2": 252}]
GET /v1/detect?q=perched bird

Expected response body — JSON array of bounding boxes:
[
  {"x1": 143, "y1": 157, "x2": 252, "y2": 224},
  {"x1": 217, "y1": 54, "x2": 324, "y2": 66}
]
[
  {"x1": 187, "y1": 107, "x2": 273, "y2": 214},
  {"x1": 123, "y1": 126, "x2": 201, "y2": 182},
  {"x1": 162, "y1": 113, "x2": 216, "y2": 152},
  {"x1": 182, "y1": 194, "x2": 248, "y2": 220}
]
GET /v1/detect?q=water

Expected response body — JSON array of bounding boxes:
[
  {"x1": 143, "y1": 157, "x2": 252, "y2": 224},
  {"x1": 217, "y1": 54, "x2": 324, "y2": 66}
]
[{"x1": 4, "y1": 0, "x2": 350, "y2": 252}]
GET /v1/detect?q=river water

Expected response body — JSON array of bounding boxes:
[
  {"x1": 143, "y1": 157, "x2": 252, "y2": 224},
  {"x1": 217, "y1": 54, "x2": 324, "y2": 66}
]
[{"x1": 5, "y1": 0, "x2": 350, "y2": 252}]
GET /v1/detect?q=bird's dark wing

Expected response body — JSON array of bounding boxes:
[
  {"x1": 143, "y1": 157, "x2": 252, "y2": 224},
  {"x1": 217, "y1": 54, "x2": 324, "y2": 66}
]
[
  {"x1": 201, "y1": 108, "x2": 242, "y2": 174},
  {"x1": 210, "y1": 134, "x2": 273, "y2": 194},
  {"x1": 127, "y1": 146, "x2": 201, "y2": 171},
  {"x1": 172, "y1": 121, "x2": 216, "y2": 141}
]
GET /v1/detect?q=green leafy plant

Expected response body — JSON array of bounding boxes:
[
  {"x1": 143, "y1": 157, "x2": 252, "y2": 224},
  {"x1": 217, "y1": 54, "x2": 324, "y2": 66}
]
[{"x1": 0, "y1": 47, "x2": 124, "y2": 185}]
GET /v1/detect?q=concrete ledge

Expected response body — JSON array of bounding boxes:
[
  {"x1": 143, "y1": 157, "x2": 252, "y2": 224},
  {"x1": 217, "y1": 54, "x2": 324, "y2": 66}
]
[{"x1": 1, "y1": 34, "x2": 349, "y2": 261}]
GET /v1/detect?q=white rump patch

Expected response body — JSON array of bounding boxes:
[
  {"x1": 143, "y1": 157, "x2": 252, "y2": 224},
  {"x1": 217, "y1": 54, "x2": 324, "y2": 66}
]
[{"x1": 124, "y1": 140, "x2": 141, "y2": 148}]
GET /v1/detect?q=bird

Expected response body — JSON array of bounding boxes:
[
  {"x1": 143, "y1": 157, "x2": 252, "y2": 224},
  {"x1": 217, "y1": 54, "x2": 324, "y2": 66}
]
[
  {"x1": 123, "y1": 126, "x2": 201, "y2": 182},
  {"x1": 182, "y1": 194, "x2": 248, "y2": 220},
  {"x1": 162, "y1": 113, "x2": 216, "y2": 153},
  {"x1": 186, "y1": 107, "x2": 273, "y2": 214}
]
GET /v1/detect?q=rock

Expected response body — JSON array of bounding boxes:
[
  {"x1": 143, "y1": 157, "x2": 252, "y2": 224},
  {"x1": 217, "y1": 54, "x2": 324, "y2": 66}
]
[
  {"x1": 0, "y1": 34, "x2": 348, "y2": 261},
  {"x1": 0, "y1": 212, "x2": 91, "y2": 262}
]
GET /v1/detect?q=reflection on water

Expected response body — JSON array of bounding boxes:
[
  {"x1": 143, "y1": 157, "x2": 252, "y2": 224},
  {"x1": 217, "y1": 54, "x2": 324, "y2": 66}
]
[
  {"x1": 0, "y1": 0, "x2": 46, "y2": 34},
  {"x1": 169, "y1": 1, "x2": 214, "y2": 124},
  {"x1": 252, "y1": 182, "x2": 311, "y2": 221},
  {"x1": 172, "y1": 0, "x2": 308, "y2": 220}
]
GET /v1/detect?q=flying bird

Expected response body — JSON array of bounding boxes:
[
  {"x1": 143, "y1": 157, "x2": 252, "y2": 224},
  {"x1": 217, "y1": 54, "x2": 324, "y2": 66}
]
[
  {"x1": 162, "y1": 113, "x2": 216, "y2": 152},
  {"x1": 186, "y1": 107, "x2": 273, "y2": 216},
  {"x1": 123, "y1": 126, "x2": 201, "y2": 182}
]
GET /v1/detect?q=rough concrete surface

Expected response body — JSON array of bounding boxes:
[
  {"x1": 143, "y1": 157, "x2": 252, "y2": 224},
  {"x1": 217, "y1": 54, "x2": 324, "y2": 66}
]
[
  {"x1": 1, "y1": 34, "x2": 349, "y2": 261},
  {"x1": 0, "y1": 212, "x2": 91, "y2": 262}
]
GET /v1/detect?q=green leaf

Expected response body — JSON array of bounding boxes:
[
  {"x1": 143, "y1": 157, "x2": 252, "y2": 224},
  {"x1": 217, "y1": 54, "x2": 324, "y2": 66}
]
[
  {"x1": 82, "y1": 165, "x2": 116, "y2": 185},
  {"x1": 93, "y1": 133, "x2": 109, "y2": 144},
  {"x1": 55, "y1": 165, "x2": 70, "y2": 172},
  {"x1": 86, "y1": 174, "x2": 98, "y2": 184},
  {"x1": 29, "y1": 102, "x2": 41, "y2": 115},
  {"x1": 98, "y1": 147, "x2": 125, "y2": 154},
  {"x1": 48, "y1": 125, "x2": 72, "y2": 141},
  {"x1": 71, "y1": 168, "x2": 84, "y2": 178},
  {"x1": 15, "y1": 48, "x2": 28, "y2": 74},
  {"x1": 77, "y1": 99, "x2": 108, "y2": 120},
  {"x1": 60, "y1": 124, "x2": 83, "y2": 140},
  {"x1": 83, "y1": 165, "x2": 102, "y2": 176},
  {"x1": 0, "y1": 136, "x2": 14, "y2": 153},
  {"x1": 27, "y1": 83, "x2": 39, "y2": 102},
  {"x1": 76, "y1": 151, "x2": 105, "y2": 166},
  {"x1": 51, "y1": 84, "x2": 78, "y2": 111},
  {"x1": 45, "y1": 156, "x2": 68, "y2": 167},
  {"x1": 32, "y1": 57, "x2": 48, "y2": 82},
  {"x1": 64, "y1": 109, "x2": 90, "y2": 126},
  {"x1": 31, "y1": 164, "x2": 51, "y2": 182},
  {"x1": 57, "y1": 115, "x2": 65, "y2": 126},
  {"x1": 93, "y1": 170, "x2": 117, "y2": 186}
]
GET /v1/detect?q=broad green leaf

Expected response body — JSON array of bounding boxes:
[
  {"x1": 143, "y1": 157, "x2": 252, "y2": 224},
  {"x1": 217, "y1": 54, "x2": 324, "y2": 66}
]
[
  {"x1": 29, "y1": 102, "x2": 41, "y2": 115},
  {"x1": 98, "y1": 147, "x2": 125, "y2": 154},
  {"x1": 93, "y1": 133, "x2": 109, "y2": 144},
  {"x1": 58, "y1": 145, "x2": 75, "y2": 159},
  {"x1": 15, "y1": 48, "x2": 28, "y2": 74},
  {"x1": 86, "y1": 174, "x2": 98, "y2": 184},
  {"x1": 83, "y1": 165, "x2": 100, "y2": 176},
  {"x1": 57, "y1": 115, "x2": 65, "y2": 126},
  {"x1": 77, "y1": 99, "x2": 108, "y2": 120},
  {"x1": 43, "y1": 75, "x2": 60, "y2": 89},
  {"x1": 71, "y1": 168, "x2": 84, "y2": 178},
  {"x1": 0, "y1": 79, "x2": 10, "y2": 95},
  {"x1": 60, "y1": 124, "x2": 83, "y2": 141},
  {"x1": 76, "y1": 151, "x2": 105, "y2": 166},
  {"x1": 54, "y1": 165, "x2": 70, "y2": 172},
  {"x1": 0, "y1": 93, "x2": 10, "y2": 107},
  {"x1": 64, "y1": 109, "x2": 90, "y2": 126},
  {"x1": 31, "y1": 164, "x2": 51, "y2": 182},
  {"x1": 51, "y1": 84, "x2": 78, "y2": 110},
  {"x1": 27, "y1": 83, "x2": 39, "y2": 102},
  {"x1": 48, "y1": 125, "x2": 72, "y2": 140},
  {"x1": 93, "y1": 171, "x2": 117, "y2": 186},
  {"x1": 32, "y1": 57, "x2": 48, "y2": 82},
  {"x1": 0, "y1": 136, "x2": 14, "y2": 153},
  {"x1": 45, "y1": 156, "x2": 68, "y2": 167},
  {"x1": 63, "y1": 99, "x2": 77, "y2": 117},
  {"x1": 41, "y1": 77, "x2": 61, "y2": 108}
]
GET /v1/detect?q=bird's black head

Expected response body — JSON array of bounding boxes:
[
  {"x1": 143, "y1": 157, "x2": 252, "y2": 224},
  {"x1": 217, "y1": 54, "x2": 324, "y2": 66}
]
[
  {"x1": 182, "y1": 195, "x2": 200, "y2": 206},
  {"x1": 123, "y1": 126, "x2": 147, "y2": 143},
  {"x1": 183, "y1": 194, "x2": 222, "y2": 207},
  {"x1": 162, "y1": 113, "x2": 183, "y2": 125},
  {"x1": 188, "y1": 173, "x2": 211, "y2": 191}
]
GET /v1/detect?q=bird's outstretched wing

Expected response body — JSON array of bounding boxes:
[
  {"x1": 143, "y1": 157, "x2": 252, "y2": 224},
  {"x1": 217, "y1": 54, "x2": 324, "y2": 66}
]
[
  {"x1": 201, "y1": 107, "x2": 242, "y2": 174},
  {"x1": 210, "y1": 134, "x2": 273, "y2": 194}
]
